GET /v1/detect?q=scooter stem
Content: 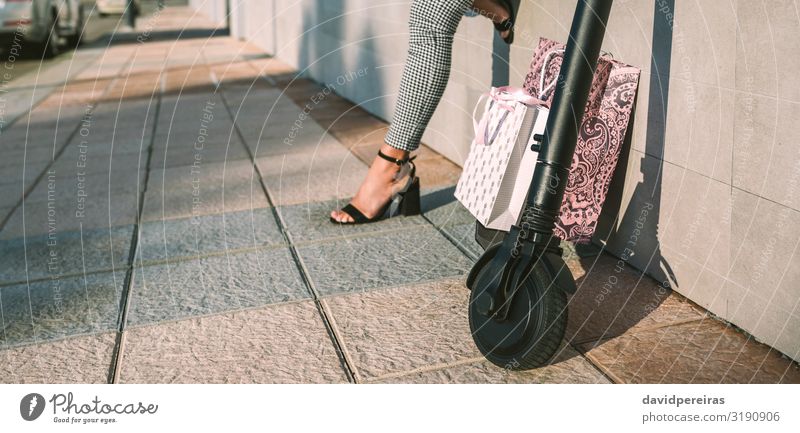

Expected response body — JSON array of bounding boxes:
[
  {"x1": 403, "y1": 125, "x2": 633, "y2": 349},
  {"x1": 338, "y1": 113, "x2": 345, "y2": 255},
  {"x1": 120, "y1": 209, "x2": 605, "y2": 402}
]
[{"x1": 522, "y1": 0, "x2": 613, "y2": 240}]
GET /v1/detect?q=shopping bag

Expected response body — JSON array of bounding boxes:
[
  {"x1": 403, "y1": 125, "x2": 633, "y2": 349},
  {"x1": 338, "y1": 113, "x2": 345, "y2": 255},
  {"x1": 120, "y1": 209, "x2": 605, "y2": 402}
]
[
  {"x1": 523, "y1": 37, "x2": 641, "y2": 243},
  {"x1": 455, "y1": 87, "x2": 549, "y2": 231}
]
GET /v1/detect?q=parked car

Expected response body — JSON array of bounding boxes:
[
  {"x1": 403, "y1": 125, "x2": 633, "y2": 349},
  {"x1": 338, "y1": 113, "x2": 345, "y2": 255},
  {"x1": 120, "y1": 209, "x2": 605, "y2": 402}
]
[
  {"x1": 95, "y1": 0, "x2": 140, "y2": 17},
  {"x1": 0, "y1": 0, "x2": 94, "y2": 58}
]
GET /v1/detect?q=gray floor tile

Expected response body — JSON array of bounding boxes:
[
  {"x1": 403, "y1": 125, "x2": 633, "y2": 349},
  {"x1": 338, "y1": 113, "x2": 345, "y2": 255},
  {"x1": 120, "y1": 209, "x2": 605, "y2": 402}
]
[
  {"x1": 297, "y1": 226, "x2": 473, "y2": 297},
  {"x1": 421, "y1": 187, "x2": 476, "y2": 227},
  {"x1": 0, "y1": 184, "x2": 25, "y2": 209},
  {"x1": 279, "y1": 199, "x2": 427, "y2": 244},
  {"x1": 0, "y1": 272, "x2": 124, "y2": 348},
  {"x1": 49, "y1": 153, "x2": 147, "y2": 178},
  {"x1": 0, "y1": 190, "x2": 141, "y2": 240},
  {"x1": 24, "y1": 171, "x2": 145, "y2": 204},
  {"x1": 0, "y1": 207, "x2": 13, "y2": 222},
  {"x1": 135, "y1": 208, "x2": 285, "y2": 264},
  {"x1": 4, "y1": 146, "x2": 59, "y2": 168},
  {"x1": 246, "y1": 121, "x2": 342, "y2": 158},
  {"x1": 127, "y1": 247, "x2": 309, "y2": 327},
  {"x1": 440, "y1": 223, "x2": 483, "y2": 260},
  {"x1": 256, "y1": 144, "x2": 367, "y2": 206},
  {"x1": 0, "y1": 225, "x2": 134, "y2": 285},
  {"x1": 149, "y1": 140, "x2": 252, "y2": 169},
  {"x1": 142, "y1": 160, "x2": 269, "y2": 221},
  {"x1": 0, "y1": 160, "x2": 49, "y2": 188}
]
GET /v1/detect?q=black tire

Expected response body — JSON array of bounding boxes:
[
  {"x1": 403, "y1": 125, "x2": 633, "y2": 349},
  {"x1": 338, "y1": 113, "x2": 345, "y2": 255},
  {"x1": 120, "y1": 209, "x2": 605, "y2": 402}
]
[
  {"x1": 468, "y1": 252, "x2": 568, "y2": 370},
  {"x1": 32, "y1": 14, "x2": 60, "y2": 59},
  {"x1": 67, "y1": 6, "x2": 84, "y2": 47}
]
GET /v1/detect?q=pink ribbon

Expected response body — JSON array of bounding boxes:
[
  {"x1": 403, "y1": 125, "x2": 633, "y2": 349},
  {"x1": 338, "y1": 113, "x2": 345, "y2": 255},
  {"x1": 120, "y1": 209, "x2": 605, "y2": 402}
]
[{"x1": 473, "y1": 86, "x2": 546, "y2": 146}]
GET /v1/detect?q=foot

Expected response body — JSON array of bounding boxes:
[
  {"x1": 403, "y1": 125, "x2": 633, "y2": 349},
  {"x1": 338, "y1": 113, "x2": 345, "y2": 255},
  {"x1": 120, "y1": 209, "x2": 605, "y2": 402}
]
[
  {"x1": 472, "y1": 0, "x2": 512, "y2": 41},
  {"x1": 330, "y1": 144, "x2": 410, "y2": 223}
]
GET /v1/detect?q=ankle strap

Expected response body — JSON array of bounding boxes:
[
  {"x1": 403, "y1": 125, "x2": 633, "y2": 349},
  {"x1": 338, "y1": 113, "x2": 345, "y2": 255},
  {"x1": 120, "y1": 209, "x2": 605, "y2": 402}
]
[{"x1": 377, "y1": 150, "x2": 416, "y2": 166}]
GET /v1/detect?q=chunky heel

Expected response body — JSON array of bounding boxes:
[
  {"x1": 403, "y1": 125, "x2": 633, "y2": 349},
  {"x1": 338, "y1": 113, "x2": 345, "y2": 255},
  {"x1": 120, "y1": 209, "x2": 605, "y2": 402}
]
[
  {"x1": 330, "y1": 150, "x2": 421, "y2": 225},
  {"x1": 400, "y1": 177, "x2": 421, "y2": 216}
]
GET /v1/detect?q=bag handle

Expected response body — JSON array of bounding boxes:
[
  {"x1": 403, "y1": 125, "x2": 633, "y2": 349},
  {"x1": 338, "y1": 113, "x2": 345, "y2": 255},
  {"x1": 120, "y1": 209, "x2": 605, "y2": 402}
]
[
  {"x1": 472, "y1": 87, "x2": 544, "y2": 146},
  {"x1": 537, "y1": 47, "x2": 614, "y2": 100},
  {"x1": 537, "y1": 48, "x2": 565, "y2": 100}
]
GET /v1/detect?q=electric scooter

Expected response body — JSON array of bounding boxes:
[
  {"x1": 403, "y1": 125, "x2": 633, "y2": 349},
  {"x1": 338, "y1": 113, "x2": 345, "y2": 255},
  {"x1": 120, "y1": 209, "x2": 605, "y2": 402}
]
[{"x1": 466, "y1": 0, "x2": 613, "y2": 370}]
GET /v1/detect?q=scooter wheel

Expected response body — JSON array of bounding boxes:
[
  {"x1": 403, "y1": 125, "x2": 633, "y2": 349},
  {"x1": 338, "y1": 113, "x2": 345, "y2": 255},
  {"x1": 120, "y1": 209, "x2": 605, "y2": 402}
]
[{"x1": 468, "y1": 252, "x2": 567, "y2": 370}]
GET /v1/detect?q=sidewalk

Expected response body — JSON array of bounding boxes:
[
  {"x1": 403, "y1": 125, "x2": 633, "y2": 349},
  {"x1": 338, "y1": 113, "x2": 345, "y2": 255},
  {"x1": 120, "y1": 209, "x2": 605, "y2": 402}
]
[{"x1": 1, "y1": 5, "x2": 798, "y2": 383}]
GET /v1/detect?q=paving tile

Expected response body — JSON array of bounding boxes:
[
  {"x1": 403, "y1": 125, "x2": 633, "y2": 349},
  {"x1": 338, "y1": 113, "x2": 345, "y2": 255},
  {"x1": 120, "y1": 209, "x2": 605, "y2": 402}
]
[
  {"x1": 247, "y1": 127, "x2": 345, "y2": 160},
  {"x1": 377, "y1": 346, "x2": 610, "y2": 384},
  {"x1": 420, "y1": 186, "x2": 475, "y2": 227},
  {"x1": 0, "y1": 332, "x2": 115, "y2": 384},
  {"x1": 298, "y1": 227, "x2": 473, "y2": 297},
  {"x1": 136, "y1": 208, "x2": 284, "y2": 264},
  {"x1": 142, "y1": 160, "x2": 269, "y2": 222},
  {"x1": 565, "y1": 253, "x2": 708, "y2": 344},
  {"x1": 223, "y1": 88, "x2": 300, "y2": 118},
  {"x1": 323, "y1": 278, "x2": 477, "y2": 381},
  {"x1": 0, "y1": 225, "x2": 134, "y2": 285},
  {"x1": 118, "y1": 301, "x2": 348, "y2": 383},
  {"x1": 149, "y1": 140, "x2": 252, "y2": 169},
  {"x1": 256, "y1": 144, "x2": 368, "y2": 206},
  {"x1": 127, "y1": 247, "x2": 309, "y2": 327},
  {"x1": 24, "y1": 171, "x2": 145, "y2": 203},
  {"x1": 0, "y1": 189, "x2": 141, "y2": 240},
  {"x1": 0, "y1": 207, "x2": 13, "y2": 222},
  {"x1": 0, "y1": 160, "x2": 49, "y2": 188},
  {"x1": 4, "y1": 147, "x2": 60, "y2": 168},
  {"x1": 0, "y1": 184, "x2": 25, "y2": 209},
  {"x1": 439, "y1": 223, "x2": 483, "y2": 261},
  {"x1": 248, "y1": 57, "x2": 294, "y2": 77},
  {"x1": 327, "y1": 117, "x2": 389, "y2": 149},
  {"x1": 0, "y1": 272, "x2": 123, "y2": 347},
  {"x1": 279, "y1": 199, "x2": 427, "y2": 244},
  {"x1": 414, "y1": 156, "x2": 462, "y2": 189},
  {"x1": 580, "y1": 319, "x2": 800, "y2": 383},
  {"x1": 210, "y1": 62, "x2": 260, "y2": 87},
  {"x1": 49, "y1": 152, "x2": 147, "y2": 177}
]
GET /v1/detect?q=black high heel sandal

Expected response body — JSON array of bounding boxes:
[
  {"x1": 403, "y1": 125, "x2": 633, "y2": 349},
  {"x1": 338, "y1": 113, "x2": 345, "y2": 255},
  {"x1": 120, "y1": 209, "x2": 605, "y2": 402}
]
[
  {"x1": 330, "y1": 150, "x2": 421, "y2": 225},
  {"x1": 494, "y1": 0, "x2": 515, "y2": 44}
]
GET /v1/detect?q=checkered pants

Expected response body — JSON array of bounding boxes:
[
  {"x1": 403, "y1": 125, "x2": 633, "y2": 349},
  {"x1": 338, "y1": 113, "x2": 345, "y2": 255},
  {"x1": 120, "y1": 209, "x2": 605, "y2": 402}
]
[{"x1": 384, "y1": 0, "x2": 474, "y2": 152}]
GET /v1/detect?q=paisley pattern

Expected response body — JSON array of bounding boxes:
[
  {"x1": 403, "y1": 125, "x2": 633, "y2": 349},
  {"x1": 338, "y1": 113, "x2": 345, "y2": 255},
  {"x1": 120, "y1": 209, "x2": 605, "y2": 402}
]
[{"x1": 522, "y1": 38, "x2": 641, "y2": 243}]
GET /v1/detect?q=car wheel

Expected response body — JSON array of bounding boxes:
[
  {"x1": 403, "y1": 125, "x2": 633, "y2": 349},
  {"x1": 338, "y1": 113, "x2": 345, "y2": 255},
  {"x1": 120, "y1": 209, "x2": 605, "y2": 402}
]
[
  {"x1": 67, "y1": 6, "x2": 85, "y2": 47},
  {"x1": 31, "y1": 13, "x2": 61, "y2": 59}
]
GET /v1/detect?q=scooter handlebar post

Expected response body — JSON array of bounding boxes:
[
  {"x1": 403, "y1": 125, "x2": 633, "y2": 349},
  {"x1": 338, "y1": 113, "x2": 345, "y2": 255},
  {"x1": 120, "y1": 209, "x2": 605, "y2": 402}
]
[{"x1": 524, "y1": 0, "x2": 613, "y2": 237}]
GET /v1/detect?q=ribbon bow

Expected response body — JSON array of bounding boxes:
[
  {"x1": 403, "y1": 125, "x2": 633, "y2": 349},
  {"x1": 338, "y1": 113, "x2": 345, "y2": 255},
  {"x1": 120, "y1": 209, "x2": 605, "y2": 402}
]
[{"x1": 473, "y1": 86, "x2": 546, "y2": 146}]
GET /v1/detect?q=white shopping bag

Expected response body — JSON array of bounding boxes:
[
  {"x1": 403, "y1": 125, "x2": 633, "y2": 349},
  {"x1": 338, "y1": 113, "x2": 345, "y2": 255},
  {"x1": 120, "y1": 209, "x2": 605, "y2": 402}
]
[{"x1": 455, "y1": 87, "x2": 549, "y2": 231}]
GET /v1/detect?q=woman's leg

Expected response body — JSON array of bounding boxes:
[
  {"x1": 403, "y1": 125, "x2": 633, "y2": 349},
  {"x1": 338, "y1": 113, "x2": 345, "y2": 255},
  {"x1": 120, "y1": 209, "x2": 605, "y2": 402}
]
[
  {"x1": 383, "y1": 0, "x2": 474, "y2": 152},
  {"x1": 331, "y1": 0, "x2": 474, "y2": 222}
]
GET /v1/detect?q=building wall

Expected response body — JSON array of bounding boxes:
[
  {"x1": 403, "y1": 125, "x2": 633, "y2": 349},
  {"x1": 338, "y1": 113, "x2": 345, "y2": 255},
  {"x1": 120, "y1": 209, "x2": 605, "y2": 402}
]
[{"x1": 191, "y1": 0, "x2": 800, "y2": 362}]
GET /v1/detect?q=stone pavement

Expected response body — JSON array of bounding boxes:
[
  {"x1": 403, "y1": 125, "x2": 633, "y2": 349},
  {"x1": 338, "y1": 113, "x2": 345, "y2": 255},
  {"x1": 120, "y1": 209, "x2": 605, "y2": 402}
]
[{"x1": 1, "y1": 5, "x2": 799, "y2": 384}]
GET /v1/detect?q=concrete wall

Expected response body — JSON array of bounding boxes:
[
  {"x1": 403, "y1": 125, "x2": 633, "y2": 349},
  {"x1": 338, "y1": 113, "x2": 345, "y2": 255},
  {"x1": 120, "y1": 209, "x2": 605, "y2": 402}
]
[{"x1": 192, "y1": 0, "x2": 800, "y2": 362}]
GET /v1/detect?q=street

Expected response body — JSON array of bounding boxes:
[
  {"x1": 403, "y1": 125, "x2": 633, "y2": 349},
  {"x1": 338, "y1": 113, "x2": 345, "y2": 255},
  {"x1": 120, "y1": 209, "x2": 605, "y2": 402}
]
[{"x1": 1, "y1": 1, "x2": 180, "y2": 84}]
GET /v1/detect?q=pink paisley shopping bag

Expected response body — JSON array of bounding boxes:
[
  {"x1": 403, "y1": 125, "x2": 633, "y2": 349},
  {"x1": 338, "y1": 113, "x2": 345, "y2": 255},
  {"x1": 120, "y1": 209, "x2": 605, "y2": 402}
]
[{"x1": 522, "y1": 38, "x2": 641, "y2": 243}]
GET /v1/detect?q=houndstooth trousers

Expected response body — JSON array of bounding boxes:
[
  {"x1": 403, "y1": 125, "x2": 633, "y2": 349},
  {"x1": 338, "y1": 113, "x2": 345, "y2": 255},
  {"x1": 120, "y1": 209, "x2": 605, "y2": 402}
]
[{"x1": 384, "y1": 0, "x2": 475, "y2": 152}]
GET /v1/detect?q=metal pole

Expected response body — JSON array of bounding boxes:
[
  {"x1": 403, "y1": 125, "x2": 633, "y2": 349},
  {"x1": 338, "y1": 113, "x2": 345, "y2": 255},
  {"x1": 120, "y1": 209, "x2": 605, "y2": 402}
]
[{"x1": 523, "y1": 0, "x2": 613, "y2": 239}]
